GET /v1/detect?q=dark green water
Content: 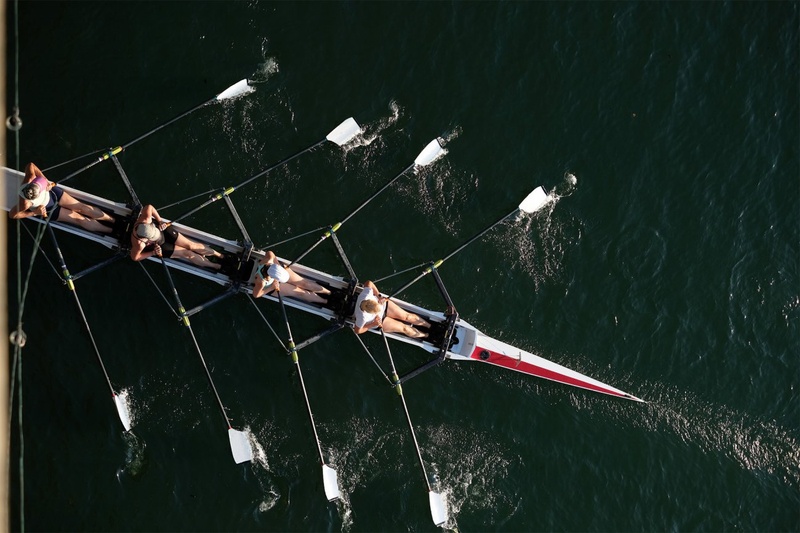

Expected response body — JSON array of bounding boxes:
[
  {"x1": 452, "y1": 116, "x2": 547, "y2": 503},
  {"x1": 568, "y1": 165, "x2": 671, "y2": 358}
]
[{"x1": 7, "y1": 2, "x2": 799, "y2": 531}]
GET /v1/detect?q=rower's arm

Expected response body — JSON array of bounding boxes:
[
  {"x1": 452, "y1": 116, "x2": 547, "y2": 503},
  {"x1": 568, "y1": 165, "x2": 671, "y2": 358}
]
[
  {"x1": 353, "y1": 315, "x2": 381, "y2": 335},
  {"x1": 129, "y1": 239, "x2": 159, "y2": 261},
  {"x1": 24, "y1": 162, "x2": 44, "y2": 182},
  {"x1": 9, "y1": 199, "x2": 39, "y2": 219},
  {"x1": 137, "y1": 204, "x2": 158, "y2": 224}
]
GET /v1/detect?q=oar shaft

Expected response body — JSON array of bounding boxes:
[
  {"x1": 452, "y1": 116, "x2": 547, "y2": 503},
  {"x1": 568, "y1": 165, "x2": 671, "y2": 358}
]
[
  {"x1": 288, "y1": 162, "x2": 415, "y2": 267},
  {"x1": 234, "y1": 138, "x2": 326, "y2": 191},
  {"x1": 160, "y1": 258, "x2": 234, "y2": 428},
  {"x1": 160, "y1": 258, "x2": 190, "y2": 326},
  {"x1": 440, "y1": 207, "x2": 517, "y2": 264},
  {"x1": 46, "y1": 226, "x2": 117, "y2": 395},
  {"x1": 339, "y1": 162, "x2": 415, "y2": 226},
  {"x1": 169, "y1": 138, "x2": 327, "y2": 227},
  {"x1": 278, "y1": 291, "x2": 326, "y2": 463},
  {"x1": 381, "y1": 329, "x2": 432, "y2": 492},
  {"x1": 389, "y1": 207, "x2": 518, "y2": 299},
  {"x1": 121, "y1": 99, "x2": 212, "y2": 151},
  {"x1": 185, "y1": 322, "x2": 234, "y2": 429},
  {"x1": 58, "y1": 147, "x2": 123, "y2": 184}
]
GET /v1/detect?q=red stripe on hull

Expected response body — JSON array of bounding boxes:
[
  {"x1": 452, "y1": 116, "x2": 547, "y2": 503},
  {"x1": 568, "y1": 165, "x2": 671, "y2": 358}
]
[{"x1": 469, "y1": 346, "x2": 628, "y2": 399}]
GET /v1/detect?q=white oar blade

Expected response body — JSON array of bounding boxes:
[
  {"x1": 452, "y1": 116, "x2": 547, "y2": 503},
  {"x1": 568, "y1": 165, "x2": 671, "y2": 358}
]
[
  {"x1": 228, "y1": 428, "x2": 253, "y2": 464},
  {"x1": 114, "y1": 394, "x2": 132, "y2": 432},
  {"x1": 414, "y1": 138, "x2": 444, "y2": 166},
  {"x1": 518, "y1": 186, "x2": 550, "y2": 214},
  {"x1": 326, "y1": 117, "x2": 362, "y2": 146},
  {"x1": 429, "y1": 490, "x2": 448, "y2": 527},
  {"x1": 322, "y1": 464, "x2": 341, "y2": 501},
  {"x1": 216, "y1": 79, "x2": 252, "y2": 101}
]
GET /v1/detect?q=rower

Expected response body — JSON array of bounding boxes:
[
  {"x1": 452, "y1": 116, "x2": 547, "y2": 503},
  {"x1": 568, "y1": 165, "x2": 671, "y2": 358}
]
[
  {"x1": 252, "y1": 250, "x2": 331, "y2": 304},
  {"x1": 352, "y1": 280, "x2": 430, "y2": 338},
  {"x1": 129, "y1": 204, "x2": 224, "y2": 270},
  {"x1": 10, "y1": 162, "x2": 116, "y2": 233}
]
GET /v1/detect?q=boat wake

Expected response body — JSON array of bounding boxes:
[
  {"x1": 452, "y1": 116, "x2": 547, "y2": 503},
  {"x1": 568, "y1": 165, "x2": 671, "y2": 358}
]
[
  {"x1": 581, "y1": 381, "x2": 800, "y2": 488},
  {"x1": 647, "y1": 384, "x2": 800, "y2": 487}
]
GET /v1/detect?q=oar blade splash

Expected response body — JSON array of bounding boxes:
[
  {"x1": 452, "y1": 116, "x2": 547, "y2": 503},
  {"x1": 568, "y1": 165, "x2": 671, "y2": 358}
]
[
  {"x1": 215, "y1": 79, "x2": 253, "y2": 101},
  {"x1": 326, "y1": 117, "x2": 362, "y2": 146},
  {"x1": 429, "y1": 490, "x2": 448, "y2": 527},
  {"x1": 228, "y1": 427, "x2": 254, "y2": 464},
  {"x1": 322, "y1": 464, "x2": 341, "y2": 501},
  {"x1": 114, "y1": 394, "x2": 133, "y2": 432},
  {"x1": 518, "y1": 185, "x2": 550, "y2": 214},
  {"x1": 414, "y1": 138, "x2": 445, "y2": 167}
]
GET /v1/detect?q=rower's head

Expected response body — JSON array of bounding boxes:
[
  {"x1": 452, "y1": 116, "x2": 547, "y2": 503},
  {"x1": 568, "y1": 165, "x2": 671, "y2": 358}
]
[
  {"x1": 134, "y1": 222, "x2": 160, "y2": 241},
  {"x1": 360, "y1": 299, "x2": 382, "y2": 314},
  {"x1": 19, "y1": 182, "x2": 41, "y2": 200},
  {"x1": 267, "y1": 263, "x2": 290, "y2": 284}
]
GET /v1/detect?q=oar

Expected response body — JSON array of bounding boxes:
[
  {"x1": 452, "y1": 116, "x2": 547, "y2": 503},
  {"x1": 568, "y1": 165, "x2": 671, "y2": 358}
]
[
  {"x1": 166, "y1": 117, "x2": 362, "y2": 227},
  {"x1": 159, "y1": 257, "x2": 253, "y2": 464},
  {"x1": 46, "y1": 226, "x2": 132, "y2": 431},
  {"x1": 380, "y1": 328, "x2": 448, "y2": 527},
  {"x1": 288, "y1": 138, "x2": 445, "y2": 266},
  {"x1": 59, "y1": 79, "x2": 253, "y2": 184},
  {"x1": 277, "y1": 289, "x2": 341, "y2": 501},
  {"x1": 389, "y1": 186, "x2": 551, "y2": 298}
]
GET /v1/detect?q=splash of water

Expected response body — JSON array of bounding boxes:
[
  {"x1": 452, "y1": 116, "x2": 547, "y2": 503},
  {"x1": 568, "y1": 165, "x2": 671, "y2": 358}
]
[
  {"x1": 491, "y1": 172, "x2": 583, "y2": 289},
  {"x1": 116, "y1": 430, "x2": 148, "y2": 481},
  {"x1": 426, "y1": 424, "x2": 520, "y2": 530}
]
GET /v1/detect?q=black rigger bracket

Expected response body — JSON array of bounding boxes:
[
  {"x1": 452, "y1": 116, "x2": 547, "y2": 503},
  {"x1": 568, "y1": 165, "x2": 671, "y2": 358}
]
[
  {"x1": 183, "y1": 283, "x2": 241, "y2": 318},
  {"x1": 111, "y1": 154, "x2": 141, "y2": 208},
  {"x1": 222, "y1": 194, "x2": 253, "y2": 250},
  {"x1": 397, "y1": 266, "x2": 459, "y2": 384},
  {"x1": 70, "y1": 252, "x2": 128, "y2": 282},
  {"x1": 292, "y1": 321, "x2": 346, "y2": 352}
]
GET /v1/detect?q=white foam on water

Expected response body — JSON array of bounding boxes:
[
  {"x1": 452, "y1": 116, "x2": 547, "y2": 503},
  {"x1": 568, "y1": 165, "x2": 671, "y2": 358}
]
[
  {"x1": 425, "y1": 424, "x2": 519, "y2": 530},
  {"x1": 576, "y1": 380, "x2": 800, "y2": 487},
  {"x1": 489, "y1": 172, "x2": 583, "y2": 289}
]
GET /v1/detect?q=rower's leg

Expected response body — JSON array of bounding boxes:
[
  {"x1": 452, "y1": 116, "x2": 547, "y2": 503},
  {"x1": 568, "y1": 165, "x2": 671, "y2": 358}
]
[
  {"x1": 58, "y1": 191, "x2": 115, "y2": 222},
  {"x1": 281, "y1": 283, "x2": 327, "y2": 304},
  {"x1": 174, "y1": 234, "x2": 223, "y2": 258},
  {"x1": 381, "y1": 317, "x2": 428, "y2": 338},
  {"x1": 386, "y1": 300, "x2": 430, "y2": 328},
  {"x1": 58, "y1": 208, "x2": 113, "y2": 234},
  {"x1": 286, "y1": 268, "x2": 331, "y2": 294},
  {"x1": 170, "y1": 247, "x2": 221, "y2": 270}
]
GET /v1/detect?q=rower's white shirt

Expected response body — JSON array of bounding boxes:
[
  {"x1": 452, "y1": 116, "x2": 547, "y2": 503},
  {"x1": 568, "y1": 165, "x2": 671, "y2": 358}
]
[{"x1": 354, "y1": 287, "x2": 386, "y2": 328}]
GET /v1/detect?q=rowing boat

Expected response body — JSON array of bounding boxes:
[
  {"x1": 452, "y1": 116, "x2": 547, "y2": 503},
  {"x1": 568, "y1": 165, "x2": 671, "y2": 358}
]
[
  {"x1": 6, "y1": 80, "x2": 642, "y2": 528},
  {"x1": 2, "y1": 166, "x2": 642, "y2": 403}
]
